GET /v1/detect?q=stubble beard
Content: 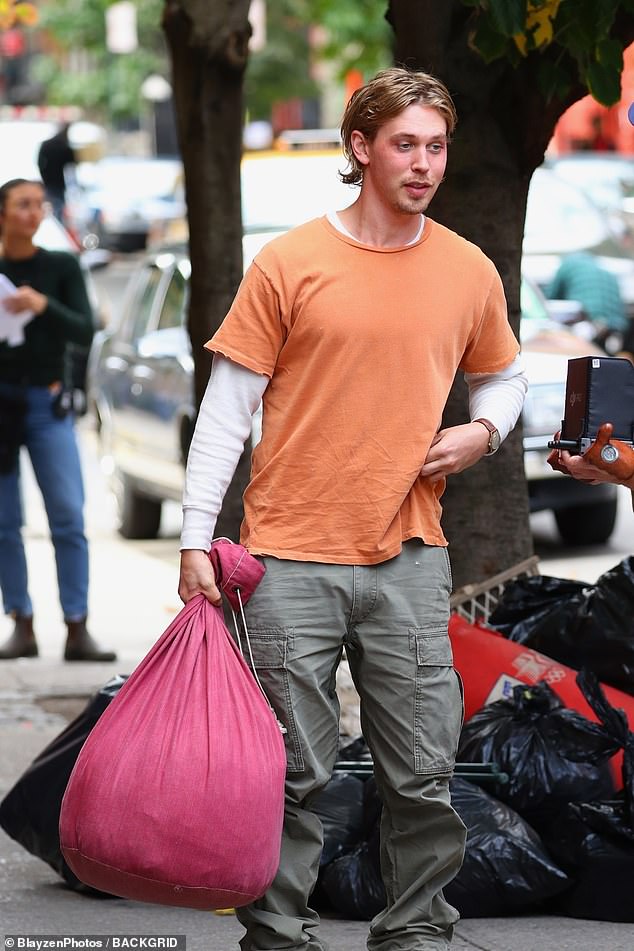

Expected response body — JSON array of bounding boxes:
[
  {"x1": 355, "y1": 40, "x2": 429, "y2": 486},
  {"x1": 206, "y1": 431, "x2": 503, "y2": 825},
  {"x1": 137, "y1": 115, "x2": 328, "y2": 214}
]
[{"x1": 393, "y1": 183, "x2": 437, "y2": 216}]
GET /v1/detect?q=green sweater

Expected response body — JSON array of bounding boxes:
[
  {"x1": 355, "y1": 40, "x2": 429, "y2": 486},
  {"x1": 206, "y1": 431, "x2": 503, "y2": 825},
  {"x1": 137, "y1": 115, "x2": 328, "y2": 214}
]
[{"x1": 0, "y1": 248, "x2": 94, "y2": 386}]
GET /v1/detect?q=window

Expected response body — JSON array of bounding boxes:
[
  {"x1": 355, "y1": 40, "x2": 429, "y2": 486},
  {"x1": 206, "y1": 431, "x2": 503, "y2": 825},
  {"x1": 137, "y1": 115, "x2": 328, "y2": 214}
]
[
  {"x1": 157, "y1": 267, "x2": 188, "y2": 331},
  {"x1": 124, "y1": 266, "x2": 164, "y2": 344}
]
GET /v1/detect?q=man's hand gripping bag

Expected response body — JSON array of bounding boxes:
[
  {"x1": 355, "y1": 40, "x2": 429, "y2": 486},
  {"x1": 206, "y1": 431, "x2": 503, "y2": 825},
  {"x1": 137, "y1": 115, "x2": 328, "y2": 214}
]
[{"x1": 59, "y1": 540, "x2": 287, "y2": 910}]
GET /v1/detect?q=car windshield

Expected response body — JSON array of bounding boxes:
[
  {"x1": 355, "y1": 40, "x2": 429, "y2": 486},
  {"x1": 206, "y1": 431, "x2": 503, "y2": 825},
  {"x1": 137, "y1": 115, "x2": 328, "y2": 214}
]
[
  {"x1": 79, "y1": 160, "x2": 181, "y2": 201},
  {"x1": 241, "y1": 151, "x2": 358, "y2": 230},
  {"x1": 551, "y1": 155, "x2": 634, "y2": 205},
  {"x1": 523, "y1": 167, "x2": 611, "y2": 255},
  {"x1": 0, "y1": 120, "x2": 57, "y2": 182}
]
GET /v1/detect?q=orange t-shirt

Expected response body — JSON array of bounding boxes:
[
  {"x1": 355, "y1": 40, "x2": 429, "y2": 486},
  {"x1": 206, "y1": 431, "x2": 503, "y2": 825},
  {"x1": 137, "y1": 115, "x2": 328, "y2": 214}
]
[{"x1": 208, "y1": 216, "x2": 519, "y2": 564}]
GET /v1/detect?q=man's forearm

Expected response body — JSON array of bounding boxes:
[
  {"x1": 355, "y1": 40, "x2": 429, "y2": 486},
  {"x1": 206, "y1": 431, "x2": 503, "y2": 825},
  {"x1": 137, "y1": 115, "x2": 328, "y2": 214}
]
[
  {"x1": 466, "y1": 355, "x2": 528, "y2": 442},
  {"x1": 181, "y1": 354, "x2": 269, "y2": 551}
]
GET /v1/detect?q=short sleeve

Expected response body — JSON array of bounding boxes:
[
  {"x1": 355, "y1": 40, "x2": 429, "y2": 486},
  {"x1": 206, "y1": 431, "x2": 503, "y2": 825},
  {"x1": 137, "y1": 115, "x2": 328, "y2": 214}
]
[
  {"x1": 206, "y1": 261, "x2": 285, "y2": 378},
  {"x1": 460, "y1": 266, "x2": 519, "y2": 374}
]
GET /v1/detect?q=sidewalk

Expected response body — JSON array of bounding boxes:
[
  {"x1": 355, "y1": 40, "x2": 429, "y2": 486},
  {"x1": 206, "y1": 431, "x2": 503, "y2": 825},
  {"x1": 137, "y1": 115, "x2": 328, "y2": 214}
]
[{"x1": 1, "y1": 430, "x2": 632, "y2": 949}]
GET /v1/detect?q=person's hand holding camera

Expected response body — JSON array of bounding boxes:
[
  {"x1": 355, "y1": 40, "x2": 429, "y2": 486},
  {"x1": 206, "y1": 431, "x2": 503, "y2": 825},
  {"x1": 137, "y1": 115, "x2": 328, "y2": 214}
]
[{"x1": 548, "y1": 423, "x2": 634, "y2": 489}]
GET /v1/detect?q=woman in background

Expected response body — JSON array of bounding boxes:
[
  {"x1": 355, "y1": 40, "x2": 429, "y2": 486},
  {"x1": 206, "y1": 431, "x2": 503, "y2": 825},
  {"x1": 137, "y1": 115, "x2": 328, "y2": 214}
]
[{"x1": 0, "y1": 178, "x2": 115, "y2": 661}]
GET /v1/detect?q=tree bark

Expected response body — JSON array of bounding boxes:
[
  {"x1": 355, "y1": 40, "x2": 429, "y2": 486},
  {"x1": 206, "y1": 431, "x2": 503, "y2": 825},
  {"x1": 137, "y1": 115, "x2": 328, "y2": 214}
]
[
  {"x1": 163, "y1": 0, "x2": 252, "y2": 541},
  {"x1": 385, "y1": 0, "x2": 591, "y2": 587}
]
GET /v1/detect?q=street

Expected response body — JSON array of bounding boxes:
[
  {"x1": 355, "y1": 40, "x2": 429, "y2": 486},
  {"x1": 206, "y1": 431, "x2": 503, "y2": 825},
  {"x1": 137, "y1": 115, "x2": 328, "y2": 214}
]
[{"x1": 0, "y1": 253, "x2": 632, "y2": 948}]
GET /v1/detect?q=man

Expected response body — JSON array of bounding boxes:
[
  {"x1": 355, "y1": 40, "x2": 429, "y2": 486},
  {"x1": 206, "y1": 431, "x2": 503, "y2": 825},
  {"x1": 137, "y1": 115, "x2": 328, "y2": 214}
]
[
  {"x1": 179, "y1": 68, "x2": 527, "y2": 950},
  {"x1": 37, "y1": 124, "x2": 76, "y2": 221}
]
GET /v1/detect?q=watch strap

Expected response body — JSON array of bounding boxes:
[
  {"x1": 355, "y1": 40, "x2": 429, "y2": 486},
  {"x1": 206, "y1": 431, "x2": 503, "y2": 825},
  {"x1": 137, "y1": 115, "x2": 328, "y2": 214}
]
[{"x1": 473, "y1": 418, "x2": 500, "y2": 455}]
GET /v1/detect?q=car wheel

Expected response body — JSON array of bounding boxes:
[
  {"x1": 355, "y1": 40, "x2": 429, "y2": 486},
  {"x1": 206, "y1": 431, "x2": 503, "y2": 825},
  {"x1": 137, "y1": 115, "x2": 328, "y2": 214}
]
[
  {"x1": 116, "y1": 474, "x2": 162, "y2": 540},
  {"x1": 554, "y1": 498, "x2": 618, "y2": 546}
]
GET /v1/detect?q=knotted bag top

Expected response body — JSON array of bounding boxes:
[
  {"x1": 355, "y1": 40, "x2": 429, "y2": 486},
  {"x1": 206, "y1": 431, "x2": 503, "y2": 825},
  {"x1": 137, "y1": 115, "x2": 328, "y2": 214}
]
[{"x1": 208, "y1": 538, "x2": 266, "y2": 611}]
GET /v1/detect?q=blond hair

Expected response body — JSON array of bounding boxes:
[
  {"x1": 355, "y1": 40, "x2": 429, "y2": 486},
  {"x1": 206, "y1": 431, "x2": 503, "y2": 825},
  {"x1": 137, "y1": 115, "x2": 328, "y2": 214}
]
[{"x1": 340, "y1": 67, "x2": 457, "y2": 186}]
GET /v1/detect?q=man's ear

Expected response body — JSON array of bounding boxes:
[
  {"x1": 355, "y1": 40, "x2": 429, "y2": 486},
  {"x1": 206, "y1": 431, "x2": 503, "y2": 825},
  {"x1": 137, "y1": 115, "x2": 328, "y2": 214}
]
[{"x1": 350, "y1": 130, "x2": 370, "y2": 167}]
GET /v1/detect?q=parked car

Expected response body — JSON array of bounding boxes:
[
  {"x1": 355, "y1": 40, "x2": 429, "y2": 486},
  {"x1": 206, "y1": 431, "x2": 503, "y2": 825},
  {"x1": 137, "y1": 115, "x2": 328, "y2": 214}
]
[
  {"x1": 87, "y1": 239, "x2": 616, "y2": 544},
  {"x1": 546, "y1": 152, "x2": 634, "y2": 241},
  {"x1": 157, "y1": 148, "x2": 359, "y2": 246},
  {"x1": 65, "y1": 156, "x2": 185, "y2": 253},
  {"x1": 0, "y1": 117, "x2": 106, "y2": 203},
  {"x1": 522, "y1": 166, "x2": 634, "y2": 320},
  {"x1": 520, "y1": 278, "x2": 618, "y2": 545}
]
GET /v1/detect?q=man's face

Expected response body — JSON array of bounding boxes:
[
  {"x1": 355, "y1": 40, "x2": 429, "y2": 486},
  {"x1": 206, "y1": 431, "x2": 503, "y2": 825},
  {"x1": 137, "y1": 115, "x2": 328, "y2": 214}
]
[{"x1": 353, "y1": 103, "x2": 449, "y2": 216}]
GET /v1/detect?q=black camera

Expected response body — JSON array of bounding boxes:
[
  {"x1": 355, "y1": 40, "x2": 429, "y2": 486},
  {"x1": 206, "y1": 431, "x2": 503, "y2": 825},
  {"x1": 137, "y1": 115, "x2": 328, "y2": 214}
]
[
  {"x1": 51, "y1": 387, "x2": 74, "y2": 420},
  {"x1": 547, "y1": 355, "x2": 634, "y2": 455}
]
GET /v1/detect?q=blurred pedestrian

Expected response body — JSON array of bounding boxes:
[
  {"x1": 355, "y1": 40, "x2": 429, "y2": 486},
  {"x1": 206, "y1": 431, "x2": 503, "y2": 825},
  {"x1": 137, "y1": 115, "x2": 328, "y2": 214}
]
[
  {"x1": 37, "y1": 123, "x2": 76, "y2": 222},
  {"x1": 179, "y1": 67, "x2": 527, "y2": 950},
  {"x1": 547, "y1": 251, "x2": 628, "y2": 351},
  {"x1": 0, "y1": 178, "x2": 116, "y2": 661}
]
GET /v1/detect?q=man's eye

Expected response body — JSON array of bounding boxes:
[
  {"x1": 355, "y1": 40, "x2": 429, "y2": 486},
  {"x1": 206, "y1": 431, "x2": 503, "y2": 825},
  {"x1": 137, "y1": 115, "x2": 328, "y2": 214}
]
[
  {"x1": 398, "y1": 142, "x2": 413, "y2": 150},
  {"x1": 428, "y1": 143, "x2": 444, "y2": 153}
]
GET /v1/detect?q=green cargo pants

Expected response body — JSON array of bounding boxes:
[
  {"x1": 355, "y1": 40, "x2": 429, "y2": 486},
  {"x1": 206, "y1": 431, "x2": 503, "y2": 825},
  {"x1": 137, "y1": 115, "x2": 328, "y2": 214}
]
[{"x1": 236, "y1": 540, "x2": 466, "y2": 951}]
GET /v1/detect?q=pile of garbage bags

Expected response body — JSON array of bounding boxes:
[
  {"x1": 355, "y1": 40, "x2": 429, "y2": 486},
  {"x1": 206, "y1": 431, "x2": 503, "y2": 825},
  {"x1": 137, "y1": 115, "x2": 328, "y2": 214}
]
[
  {"x1": 312, "y1": 671, "x2": 634, "y2": 922},
  {"x1": 311, "y1": 557, "x2": 634, "y2": 922},
  {"x1": 488, "y1": 557, "x2": 634, "y2": 695}
]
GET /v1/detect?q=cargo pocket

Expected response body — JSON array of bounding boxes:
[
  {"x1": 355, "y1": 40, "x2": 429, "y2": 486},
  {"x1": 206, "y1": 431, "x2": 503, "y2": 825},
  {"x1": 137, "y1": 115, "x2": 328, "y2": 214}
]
[
  {"x1": 243, "y1": 627, "x2": 304, "y2": 772},
  {"x1": 410, "y1": 628, "x2": 463, "y2": 775}
]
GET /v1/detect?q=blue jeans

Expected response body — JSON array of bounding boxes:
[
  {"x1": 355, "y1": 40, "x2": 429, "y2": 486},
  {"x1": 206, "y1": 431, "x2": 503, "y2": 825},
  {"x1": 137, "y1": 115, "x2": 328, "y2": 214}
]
[{"x1": 0, "y1": 383, "x2": 88, "y2": 621}]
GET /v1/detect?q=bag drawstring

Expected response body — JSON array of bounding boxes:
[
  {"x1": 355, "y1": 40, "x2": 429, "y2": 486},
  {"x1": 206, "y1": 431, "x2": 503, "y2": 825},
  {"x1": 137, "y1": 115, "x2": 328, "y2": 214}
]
[{"x1": 231, "y1": 588, "x2": 287, "y2": 736}]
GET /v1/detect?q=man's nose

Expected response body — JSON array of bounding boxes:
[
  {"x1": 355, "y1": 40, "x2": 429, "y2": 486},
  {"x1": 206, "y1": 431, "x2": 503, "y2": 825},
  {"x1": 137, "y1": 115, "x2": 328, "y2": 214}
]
[{"x1": 411, "y1": 146, "x2": 431, "y2": 171}]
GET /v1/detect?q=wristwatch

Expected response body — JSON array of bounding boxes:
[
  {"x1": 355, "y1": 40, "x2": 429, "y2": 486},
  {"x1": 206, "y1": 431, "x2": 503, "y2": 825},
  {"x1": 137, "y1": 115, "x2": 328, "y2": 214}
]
[{"x1": 473, "y1": 418, "x2": 501, "y2": 456}]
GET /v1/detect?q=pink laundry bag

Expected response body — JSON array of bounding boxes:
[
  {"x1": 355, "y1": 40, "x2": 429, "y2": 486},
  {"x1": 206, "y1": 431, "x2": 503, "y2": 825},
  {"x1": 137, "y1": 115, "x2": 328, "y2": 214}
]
[{"x1": 59, "y1": 540, "x2": 287, "y2": 910}]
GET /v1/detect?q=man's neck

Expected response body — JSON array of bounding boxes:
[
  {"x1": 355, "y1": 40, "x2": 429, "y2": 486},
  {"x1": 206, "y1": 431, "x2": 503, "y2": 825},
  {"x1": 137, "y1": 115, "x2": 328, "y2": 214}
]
[{"x1": 337, "y1": 200, "x2": 423, "y2": 249}]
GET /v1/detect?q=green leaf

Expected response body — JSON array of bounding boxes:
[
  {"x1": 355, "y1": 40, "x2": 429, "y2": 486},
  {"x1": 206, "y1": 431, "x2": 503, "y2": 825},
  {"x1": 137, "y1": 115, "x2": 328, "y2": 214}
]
[
  {"x1": 536, "y1": 58, "x2": 572, "y2": 102},
  {"x1": 488, "y1": 0, "x2": 527, "y2": 36},
  {"x1": 554, "y1": 0, "x2": 599, "y2": 52},
  {"x1": 469, "y1": 16, "x2": 510, "y2": 63},
  {"x1": 596, "y1": 37, "x2": 624, "y2": 74},
  {"x1": 593, "y1": 0, "x2": 620, "y2": 37},
  {"x1": 584, "y1": 59, "x2": 623, "y2": 106}
]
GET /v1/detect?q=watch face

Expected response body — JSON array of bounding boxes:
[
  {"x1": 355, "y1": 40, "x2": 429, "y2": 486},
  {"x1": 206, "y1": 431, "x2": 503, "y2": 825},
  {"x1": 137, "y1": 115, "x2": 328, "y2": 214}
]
[
  {"x1": 600, "y1": 444, "x2": 619, "y2": 464},
  {"x1": 490, "y1": 430, "x2": 501, "y2": 453}
]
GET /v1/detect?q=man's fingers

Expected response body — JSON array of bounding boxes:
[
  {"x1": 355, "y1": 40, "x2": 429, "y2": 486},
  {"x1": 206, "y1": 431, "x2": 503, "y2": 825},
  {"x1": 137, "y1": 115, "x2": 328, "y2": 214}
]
[{"x1": 594, "y1": 422, "x2": 614, "y2": 450}]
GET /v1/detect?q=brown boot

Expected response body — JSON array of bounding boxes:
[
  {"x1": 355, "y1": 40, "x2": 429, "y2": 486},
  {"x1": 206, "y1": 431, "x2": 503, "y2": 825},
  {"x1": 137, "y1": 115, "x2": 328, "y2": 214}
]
[
  {"x1": 64, "y1": 618, "x2": 117, "y2": 662},
  {"x1": 0, "y1": 614, "x2": 38, "y2": 659}
]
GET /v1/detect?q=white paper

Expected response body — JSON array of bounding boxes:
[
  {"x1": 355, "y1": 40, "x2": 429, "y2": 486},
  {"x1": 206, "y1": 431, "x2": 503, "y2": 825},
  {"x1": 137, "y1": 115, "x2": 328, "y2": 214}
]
[{"x1": 0, "y1": 274, "x2": 35, "y2": 347}]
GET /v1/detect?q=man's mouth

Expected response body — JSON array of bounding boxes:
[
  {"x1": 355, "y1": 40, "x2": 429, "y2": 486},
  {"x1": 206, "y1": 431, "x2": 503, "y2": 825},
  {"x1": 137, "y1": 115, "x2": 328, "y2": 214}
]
[{"x1": 404, "y1": 181, "x2": 431, "y2": 195}]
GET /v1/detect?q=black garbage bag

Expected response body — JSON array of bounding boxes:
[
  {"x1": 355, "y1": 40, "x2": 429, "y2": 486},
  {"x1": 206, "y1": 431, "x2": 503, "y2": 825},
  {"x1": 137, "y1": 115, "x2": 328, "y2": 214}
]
[
  {"x1": 489, "y1": 559, "x2": 634, "y2": 695},
  {"x1": 310, "y1": 771, "x2": 366, "y2": 867},
  {"x1": 320, "y1": 820, "x2": 385, "y2": 920},
  {"x1": 544, "y1": 797, "x2": 634, "y2": 920},
  {"x1": 319, "y1": 776, "x2": 570, "y2": 921},
  {"x1": 457, "y1": 680, "x2": 618, "y2": 829},
  {"x1": 445, "y1": 778, "x2": 569, "y2": 918},
  {"x1": 542, "y1": 670, "x2": 634, "y2": 920},
  {"x1": 0, "y1": 675, "x2": 127, "y2": 893},
  {"x1": 488, "y1": 574, "x2": 586, "y2": 644},
  {"x1": 338, "y1": 735, "x2": 373, "y2": 764}
]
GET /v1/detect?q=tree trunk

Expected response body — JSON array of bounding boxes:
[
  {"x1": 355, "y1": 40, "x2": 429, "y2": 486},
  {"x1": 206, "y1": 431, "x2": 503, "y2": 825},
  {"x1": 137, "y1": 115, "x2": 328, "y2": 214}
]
[
  {"x1": 163, "y1": 0, "x2": 252, "y2": 541},
  {"x1": 385, "y1": 0, "x2": 588, "y2": 587}
]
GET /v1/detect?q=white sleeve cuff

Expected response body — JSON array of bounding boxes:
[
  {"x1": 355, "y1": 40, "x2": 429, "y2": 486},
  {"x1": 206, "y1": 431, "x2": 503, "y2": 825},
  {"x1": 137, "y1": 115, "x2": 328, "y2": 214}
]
[{"x1": 466, "y1": 355, "x2": 528, "y2": 442}]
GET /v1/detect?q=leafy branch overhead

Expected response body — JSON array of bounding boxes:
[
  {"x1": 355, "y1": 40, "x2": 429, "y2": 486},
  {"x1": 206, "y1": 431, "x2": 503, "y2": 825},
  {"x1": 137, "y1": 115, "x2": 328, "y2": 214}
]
[
  {"x1": 0, "y1": 0, "x2": 38, "y2": 30},
  {"x1": 463, "y1": 0, "x2": 633, "y2": 104}
]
